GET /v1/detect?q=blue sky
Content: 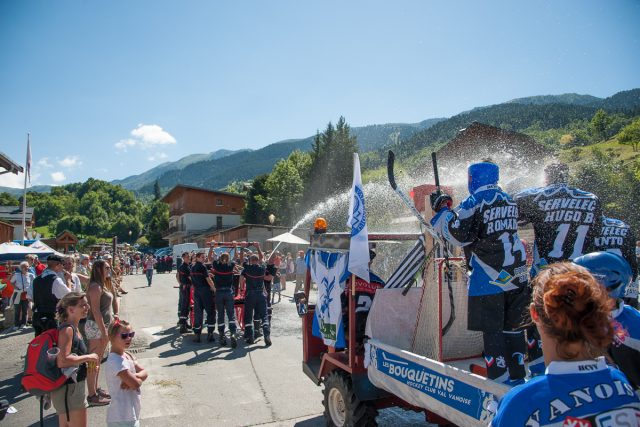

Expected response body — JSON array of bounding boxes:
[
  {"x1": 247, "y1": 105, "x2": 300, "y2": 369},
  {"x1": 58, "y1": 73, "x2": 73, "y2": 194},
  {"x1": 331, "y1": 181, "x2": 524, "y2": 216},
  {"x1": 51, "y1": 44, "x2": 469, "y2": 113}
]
[{"x1": 1, "y1": 0, "x2": 639, "y2": 188}]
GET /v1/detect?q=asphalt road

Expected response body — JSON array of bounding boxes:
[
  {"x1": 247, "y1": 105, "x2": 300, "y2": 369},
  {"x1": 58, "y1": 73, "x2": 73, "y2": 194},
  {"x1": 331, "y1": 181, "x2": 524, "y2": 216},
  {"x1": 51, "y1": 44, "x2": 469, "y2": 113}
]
[{"x1": 0, "y1": 272, "x2": 427, "y2": 426}]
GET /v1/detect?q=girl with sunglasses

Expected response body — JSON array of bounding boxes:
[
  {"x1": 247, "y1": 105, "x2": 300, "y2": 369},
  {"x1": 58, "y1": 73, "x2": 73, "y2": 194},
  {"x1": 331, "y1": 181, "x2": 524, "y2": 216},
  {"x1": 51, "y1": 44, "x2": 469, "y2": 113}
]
[{"x1": 105, "y1": 319, "x2": 147, "y2": 427}]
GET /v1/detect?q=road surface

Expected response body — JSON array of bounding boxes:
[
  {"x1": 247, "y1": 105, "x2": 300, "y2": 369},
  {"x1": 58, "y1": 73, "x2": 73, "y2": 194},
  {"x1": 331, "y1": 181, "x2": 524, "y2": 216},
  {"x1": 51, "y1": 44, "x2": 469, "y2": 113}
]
[{"x1": 0, "y1": 271, "x2": 427, "y2": 426}]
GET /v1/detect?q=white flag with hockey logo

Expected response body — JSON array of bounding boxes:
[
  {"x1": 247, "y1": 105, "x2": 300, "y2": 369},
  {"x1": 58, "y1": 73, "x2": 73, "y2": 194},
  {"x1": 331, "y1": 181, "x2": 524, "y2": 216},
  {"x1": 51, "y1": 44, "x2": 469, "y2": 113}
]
[{"x1": 346, "y1": 153, "x2": 370, "y2": 283}]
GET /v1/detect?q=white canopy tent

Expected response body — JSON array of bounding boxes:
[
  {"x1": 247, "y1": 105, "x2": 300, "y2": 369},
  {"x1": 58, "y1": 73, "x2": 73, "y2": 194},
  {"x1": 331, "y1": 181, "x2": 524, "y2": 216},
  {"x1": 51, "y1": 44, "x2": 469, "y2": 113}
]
[
  {"x1": 0, "y1": 242, "x2": 53, "y2": 262},
  {"x1": 29, "y1": 240, "x2": 66, "y2": 257},
  {"x1": 266, "y1": 232, "x2": 310, "y2": 245}
]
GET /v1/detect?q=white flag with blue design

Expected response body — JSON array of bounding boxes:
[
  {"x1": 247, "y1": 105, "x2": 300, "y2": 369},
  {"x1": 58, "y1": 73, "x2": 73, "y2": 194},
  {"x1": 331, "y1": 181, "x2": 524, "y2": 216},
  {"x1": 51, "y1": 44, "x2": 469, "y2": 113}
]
[{"x1": 347, "y1": 153, "x2": 370, "y2": 283}]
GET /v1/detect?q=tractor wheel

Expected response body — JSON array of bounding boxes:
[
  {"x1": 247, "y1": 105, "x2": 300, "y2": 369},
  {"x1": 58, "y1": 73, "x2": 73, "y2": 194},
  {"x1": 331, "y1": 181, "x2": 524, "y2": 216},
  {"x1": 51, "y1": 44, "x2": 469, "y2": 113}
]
[{"x1": 322, "y1": 371, "x2": 378, "y2": 427}]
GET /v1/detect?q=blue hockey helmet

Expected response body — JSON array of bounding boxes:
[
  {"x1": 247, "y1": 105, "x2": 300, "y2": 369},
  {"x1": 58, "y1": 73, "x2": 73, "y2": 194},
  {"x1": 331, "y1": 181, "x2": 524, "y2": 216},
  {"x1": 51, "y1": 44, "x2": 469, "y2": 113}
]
[
  {"x1": 573, "y1": 251, "x2": 633, "y2": 299},
  {"x1": 468, "y1": 161, "x2": 499, "y2": 194}
]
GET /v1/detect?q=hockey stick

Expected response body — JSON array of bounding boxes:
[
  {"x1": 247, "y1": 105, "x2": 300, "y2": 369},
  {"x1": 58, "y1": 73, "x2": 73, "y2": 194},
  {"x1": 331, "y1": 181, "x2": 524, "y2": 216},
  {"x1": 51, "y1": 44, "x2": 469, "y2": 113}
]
[
  {"x1": 387, "y1": 150, "x2": 455, "y2": 335},
  {"x1": 387, "y1": 151, "x2": 442, "y2": 243},
  {"x1": 431, "y1": 151, "x2": 455, "y2": 336}
]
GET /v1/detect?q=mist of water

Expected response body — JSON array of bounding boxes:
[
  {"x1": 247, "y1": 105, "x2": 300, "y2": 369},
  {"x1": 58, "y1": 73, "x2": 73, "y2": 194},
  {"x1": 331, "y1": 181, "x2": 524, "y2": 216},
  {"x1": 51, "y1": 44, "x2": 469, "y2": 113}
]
[{"x1": 273, "y1": 149, "x2": 549, "y2": 274}]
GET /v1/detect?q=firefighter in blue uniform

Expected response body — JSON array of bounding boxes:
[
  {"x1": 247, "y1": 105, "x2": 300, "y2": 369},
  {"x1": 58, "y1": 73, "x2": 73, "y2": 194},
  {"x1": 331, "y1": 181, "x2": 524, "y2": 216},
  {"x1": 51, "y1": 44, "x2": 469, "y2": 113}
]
[
  {"x1": 209, "y1": 247, "x2": 238, "y2": 348},
  {"x1": 574, "y1": 251, "x2": 640, "y2": 390},
  {"x1": 239, "y1": 243, "x2": 271, "y2": 347},
  {"x1": 176, "y1": 252, "x2": 191, "y2": 334},
  {"x1": 431, "y1": 161, "x2": 528, "y2": 385},
  {"x1": 190, "y1": 252, "x2": 216, "y2": 343}
]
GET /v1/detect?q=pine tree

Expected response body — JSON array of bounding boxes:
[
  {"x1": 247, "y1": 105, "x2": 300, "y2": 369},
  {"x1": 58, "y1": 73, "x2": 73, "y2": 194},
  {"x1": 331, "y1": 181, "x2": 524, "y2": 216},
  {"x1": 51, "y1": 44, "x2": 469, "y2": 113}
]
[
  {"x1": 302, "y1": 117, "x2": 358, "y2": 206},
  {"x1": 153, "y1": 180, "x2": 162, "y2": 201}
]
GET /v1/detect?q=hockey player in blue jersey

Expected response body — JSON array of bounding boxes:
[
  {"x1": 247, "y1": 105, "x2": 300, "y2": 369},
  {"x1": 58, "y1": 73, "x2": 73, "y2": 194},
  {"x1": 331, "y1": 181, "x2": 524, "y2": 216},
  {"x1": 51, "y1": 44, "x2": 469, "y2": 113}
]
[
  {"x1": 574, "y1": 251, "x2": 640, "y2": 390},
  {"x1": 431, "y1": 161, "x2": 529, "y2": 385},
  {"x1": 594, "y1": 216, "x2": 639, "y2": 308},
  {"x1": 491, "y1": 262, "x2": 640, "y2": 427},
  {"x1": 515, "y1": 162, "x2": 603, "y2": 376}
]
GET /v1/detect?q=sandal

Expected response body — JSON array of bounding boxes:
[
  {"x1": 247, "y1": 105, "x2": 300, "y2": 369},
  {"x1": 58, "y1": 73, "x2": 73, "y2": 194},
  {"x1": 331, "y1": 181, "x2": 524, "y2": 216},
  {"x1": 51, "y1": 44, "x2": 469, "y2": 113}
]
[
  {"x1": 97, "y1": 388, "x2": 111, "y2": 399},
  {"x1": 87, "y1": 394, "x2": 110, "y2": 406}
]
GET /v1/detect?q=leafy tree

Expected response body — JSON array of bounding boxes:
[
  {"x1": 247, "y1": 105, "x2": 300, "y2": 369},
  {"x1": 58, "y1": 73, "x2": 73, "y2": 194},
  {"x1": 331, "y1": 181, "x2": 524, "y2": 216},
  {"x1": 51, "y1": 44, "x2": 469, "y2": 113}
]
[
  {"x1": 0, "y1": 192, "x2": 19, "y2": 205},
  {"x1": 243, "y1": 174, "x2": 270, "y2": 224},
  {"x1": 55, "y1": 215, "x2": 90, "y2": 236},
  {"x1": 221, "y1": 181, "x2": 248, "y2": 195},
  {"x1": 144, "y1": 201, "x2": 168, "y2": 248},
  {"x1": 559, "y1": 134, "x2": 576, "y2": 146},
  {"x1": 618, "y1": 118, "x2": 640, "y2": 152},
  {"x1": 261, "y1": 150, "x2": 312, "y2": 225},
  {"x1": 571, "y1": 148, "x2": 640, "y2": 232},
  {"x1": 589, "y1": 109, "x2": 611, "y2": 142},
  {"x1": 78, "y1": 235, "x2": 98, "y2": 252},
  {"x1": 110, "y1": 212, "x2": 142, "y2": 243},
  {"x1": 28, "y1": 193, "x2": 68, "y2": 226}
]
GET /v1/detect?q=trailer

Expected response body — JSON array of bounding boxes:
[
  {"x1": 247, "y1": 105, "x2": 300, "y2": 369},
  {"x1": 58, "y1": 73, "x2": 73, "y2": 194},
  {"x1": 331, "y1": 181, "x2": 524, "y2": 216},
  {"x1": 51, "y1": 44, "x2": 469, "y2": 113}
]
[{"x1": 300, "y1": 232, "x2": 510, "y2": 426}]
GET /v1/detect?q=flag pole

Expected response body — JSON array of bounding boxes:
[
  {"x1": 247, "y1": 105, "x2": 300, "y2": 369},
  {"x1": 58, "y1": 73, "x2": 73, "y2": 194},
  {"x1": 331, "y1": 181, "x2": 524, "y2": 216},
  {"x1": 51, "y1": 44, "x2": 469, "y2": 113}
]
[{"x1": 21, "y1": 133, "x2": 30, "y2": 245}]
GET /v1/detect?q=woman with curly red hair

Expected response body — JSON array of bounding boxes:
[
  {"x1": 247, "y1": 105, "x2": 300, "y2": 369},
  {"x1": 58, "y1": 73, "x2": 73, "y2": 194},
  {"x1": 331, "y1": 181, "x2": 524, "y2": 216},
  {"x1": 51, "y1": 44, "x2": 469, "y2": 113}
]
[{"x1": 491, "y1": 263, "x2": 640, "y2": 426}]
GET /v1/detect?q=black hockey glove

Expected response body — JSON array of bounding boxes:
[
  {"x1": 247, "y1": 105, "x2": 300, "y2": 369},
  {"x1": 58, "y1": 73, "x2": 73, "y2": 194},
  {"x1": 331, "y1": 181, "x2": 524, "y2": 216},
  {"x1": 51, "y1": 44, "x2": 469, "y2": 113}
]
[{"x1": 430, "y1": 191, "x2": 452, "y2": 212}]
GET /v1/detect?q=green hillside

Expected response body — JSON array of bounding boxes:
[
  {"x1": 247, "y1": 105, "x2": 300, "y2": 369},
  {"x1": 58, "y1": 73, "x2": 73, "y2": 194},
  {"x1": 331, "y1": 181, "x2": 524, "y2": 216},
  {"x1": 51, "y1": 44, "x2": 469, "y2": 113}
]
[
  {"x1": 112, "y1": 148, "x2": 249, "y2": 190},
  {"x1": 507, "y1": 93, "x2": 602, "y2": 106},
  {"x1": 134, "y1": 120, "x2": 443, "y2": 194}
]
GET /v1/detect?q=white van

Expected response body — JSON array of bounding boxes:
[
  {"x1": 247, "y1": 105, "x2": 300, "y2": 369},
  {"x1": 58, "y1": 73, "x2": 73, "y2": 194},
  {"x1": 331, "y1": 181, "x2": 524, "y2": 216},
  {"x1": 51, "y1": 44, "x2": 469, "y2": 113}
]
[{"x1": 172, "y1": 243, "x2": 198, "y2": 265}]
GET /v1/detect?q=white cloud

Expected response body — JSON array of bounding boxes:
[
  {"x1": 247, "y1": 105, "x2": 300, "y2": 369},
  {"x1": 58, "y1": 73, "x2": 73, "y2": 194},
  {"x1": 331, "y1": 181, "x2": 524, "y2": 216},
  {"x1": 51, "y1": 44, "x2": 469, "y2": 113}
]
[
  {"x1": 51, "y1": 172, "x2": 66, "y2": 182},
  {"x1": 58, "y1": 156, "x2": 82, "y2": 168},
  {"x1": 114, "y1": 138, "x2": 137, "y2": 151},
  {"x1": 0, "y1": 171, "x2": 41, "y2": 188},
  {"x1": 38, "y1": 157, "x2": 53, "y2": 168},
  {"x1": 114, "y1": 124, "x2": 176, "y2": 152},
  {"x1": 131, "y1": 124, "x2": 176, "y2": 146},
  {"x1": 0, "y1": 172, "x2": 25, "y2": 188},
  {"x1": 147, "y1": 152, "x2": 169, "y2": 162}
]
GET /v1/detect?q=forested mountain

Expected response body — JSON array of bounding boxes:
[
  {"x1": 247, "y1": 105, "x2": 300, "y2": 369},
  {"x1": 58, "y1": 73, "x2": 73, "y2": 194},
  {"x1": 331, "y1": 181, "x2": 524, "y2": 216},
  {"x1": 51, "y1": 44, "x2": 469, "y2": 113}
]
[
  {"x1": 368, "y1": 88, "x2": 640, "y2": 167},
  {"x1": 350, "y1": 118, "x2": 445, "y2": 151},
  {"x1": 507, "y1": 88, "x2": 640, "y2": 110},
  {"x1": 132, "y1": 119, "x2": 444, "y2": 194},
  {"x1": 112, "y1": 148, "x2": 249, "y2": 190},
  {"x1": 0, "y1": 185, "x2": 52, "y2": 196},
  {"x1": 507, "y1": 93, "x2": 602, "y2": 106},
  {"x1": 137, "y1": 137, "x2": 315, "y2": 194}
]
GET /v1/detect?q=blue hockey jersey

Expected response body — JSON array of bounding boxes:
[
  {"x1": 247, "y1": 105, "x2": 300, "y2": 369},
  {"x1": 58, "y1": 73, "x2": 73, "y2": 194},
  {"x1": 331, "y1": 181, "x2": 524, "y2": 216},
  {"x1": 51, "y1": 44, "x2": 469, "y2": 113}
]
[
  {"x1": 431, "y1": 184, "x2": 528, "y2": 297},
  {"x1": 595, "y1": 217, "x2": 638, "y2": 281},
  {"x1": 515, "y1": 184, "x2": 602, "y2": 275},
  {"x1": 609, "y1": 300, "x2": 640, "y2": 390},
  {"x1": 491, "y1": 357, "x2": 640, "y2": 427}
]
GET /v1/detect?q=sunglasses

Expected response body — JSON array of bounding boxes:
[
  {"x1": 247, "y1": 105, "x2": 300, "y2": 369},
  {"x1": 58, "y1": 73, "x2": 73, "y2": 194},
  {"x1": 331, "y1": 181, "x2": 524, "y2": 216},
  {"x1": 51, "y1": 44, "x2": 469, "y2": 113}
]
[{"x1": 120, "y1": 331, "x2": 136, "y2": 339}]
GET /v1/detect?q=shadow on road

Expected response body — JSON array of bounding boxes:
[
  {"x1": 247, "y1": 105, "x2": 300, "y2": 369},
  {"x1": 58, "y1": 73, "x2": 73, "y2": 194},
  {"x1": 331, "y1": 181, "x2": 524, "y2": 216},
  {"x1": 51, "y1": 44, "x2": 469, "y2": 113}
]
[
  {"x1": 0, "y1": 372, "x2": 33, "y2": 406},
  {"x1": 144, "y1": 326, "x2": 267, "y2": 366},
  {"x1": 293, "y1": 415, "x2": 325, "y2": 426}
]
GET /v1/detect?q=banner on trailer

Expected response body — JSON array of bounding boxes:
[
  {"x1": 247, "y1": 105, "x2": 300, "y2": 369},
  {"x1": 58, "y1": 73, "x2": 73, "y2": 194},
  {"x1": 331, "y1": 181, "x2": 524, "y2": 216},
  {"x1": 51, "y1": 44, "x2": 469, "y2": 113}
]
[
  {"x1": 310, "y1": 251, "x2": 350, "y2": 347},
  {"x1": 366, "y1": 340, "x2": 507, "y2": 427}
]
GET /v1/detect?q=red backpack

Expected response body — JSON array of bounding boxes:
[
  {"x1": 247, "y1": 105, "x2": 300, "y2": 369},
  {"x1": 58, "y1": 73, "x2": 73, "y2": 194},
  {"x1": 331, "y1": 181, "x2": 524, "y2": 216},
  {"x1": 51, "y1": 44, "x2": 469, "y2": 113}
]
[{"x1": 21, "y1": 329, "x2": 67, "y2": 396}]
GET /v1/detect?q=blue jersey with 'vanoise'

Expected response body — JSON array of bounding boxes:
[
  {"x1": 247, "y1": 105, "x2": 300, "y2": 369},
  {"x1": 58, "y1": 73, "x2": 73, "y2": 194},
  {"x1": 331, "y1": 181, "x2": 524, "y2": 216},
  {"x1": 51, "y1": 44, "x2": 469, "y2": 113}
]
[{"x1": 491, "y1": 357, "x2": 640, "y2": 427}]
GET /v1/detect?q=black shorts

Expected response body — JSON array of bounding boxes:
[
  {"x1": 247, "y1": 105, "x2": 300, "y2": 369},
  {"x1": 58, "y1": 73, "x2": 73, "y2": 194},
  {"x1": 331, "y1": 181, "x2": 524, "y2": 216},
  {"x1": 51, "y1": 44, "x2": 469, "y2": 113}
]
[{"x1": 467, "y1": 286, "x2": 530, "y2": 333}]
